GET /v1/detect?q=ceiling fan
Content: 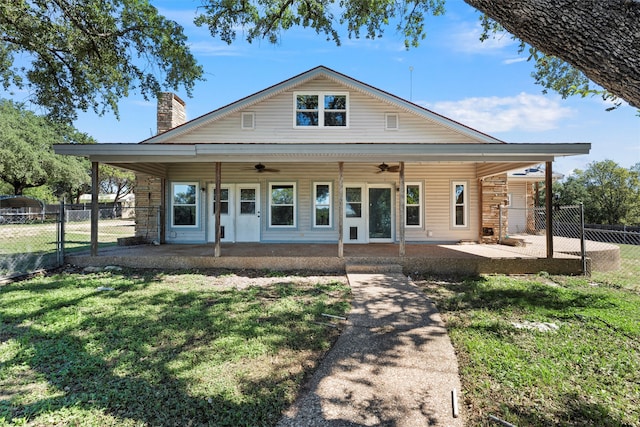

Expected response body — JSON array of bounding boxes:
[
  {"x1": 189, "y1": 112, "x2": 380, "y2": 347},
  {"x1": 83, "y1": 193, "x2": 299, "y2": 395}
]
[
  {"x1": 252, "y1": 163, "x2": 279, "y2": 173},
  {"x1": 376, "y1": 162, "x2": 400, "y2": 173}
]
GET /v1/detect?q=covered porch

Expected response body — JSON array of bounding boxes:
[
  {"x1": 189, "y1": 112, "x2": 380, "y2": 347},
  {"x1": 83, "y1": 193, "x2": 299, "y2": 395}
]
[{"x1": 65, "y1": 240, "x2": 585, "y2": 276}]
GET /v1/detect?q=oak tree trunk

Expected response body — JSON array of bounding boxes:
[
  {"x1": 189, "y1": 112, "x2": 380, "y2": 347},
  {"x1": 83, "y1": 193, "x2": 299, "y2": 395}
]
[{"x1": 465, "y1": 0, "x2": 640, "y2": 108}]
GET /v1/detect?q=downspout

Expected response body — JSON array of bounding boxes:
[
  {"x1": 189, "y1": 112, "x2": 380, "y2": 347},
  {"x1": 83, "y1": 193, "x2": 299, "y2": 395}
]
[
  {"x1": 91, "y1": 161, "x2": 99, "y2": 256},
  {"x1": 545, "y1": 161, "x2": 554, "y2": 258}
]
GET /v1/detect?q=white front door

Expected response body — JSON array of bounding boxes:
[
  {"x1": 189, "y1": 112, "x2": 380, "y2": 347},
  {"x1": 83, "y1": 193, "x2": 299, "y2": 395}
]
[
  {"x1": 235, "y1": 184, "x2": 260, "y2": 242},
  {"x1": 208, "y1": 184, "x2": 260, "y2": 242},
  {"x1": 344, "y1": 185, "x2": 366, "y2": 243}
]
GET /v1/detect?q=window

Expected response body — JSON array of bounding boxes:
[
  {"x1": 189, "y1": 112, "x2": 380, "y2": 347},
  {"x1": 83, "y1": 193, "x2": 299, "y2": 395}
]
[
  {"x1": 452, "y1": 181, "x2": 468, "y2": 228},
  {"x1": 405, "y1": 183, "x2": 422, "y2": 227},
  {"x1": 345, "y1": 187, "x2": 362, "y2": 218},
  {"x1": 172, "y1": 182, "x2": 198, "y2": 227},
  {"x1": 295, "y1": 92, "x2": 348, "y2": 127},
  {"x1": 270, "y1": 183, "x2": 296, "y2": 227},
  {"x1": 212, "y1": 188, "x2": 229, "y2": 215},
  {"x1": 313, "y1": 182, "x2": 332, "y2": 227}
]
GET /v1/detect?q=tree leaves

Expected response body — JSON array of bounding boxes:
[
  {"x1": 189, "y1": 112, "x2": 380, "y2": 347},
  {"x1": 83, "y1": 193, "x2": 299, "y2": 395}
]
[
  {"x1": 0, "y1": 99, "x2": 92, "y2": 196},
  {"x1": 0, "y1": 0, "x2": 204, "y2": 122}
]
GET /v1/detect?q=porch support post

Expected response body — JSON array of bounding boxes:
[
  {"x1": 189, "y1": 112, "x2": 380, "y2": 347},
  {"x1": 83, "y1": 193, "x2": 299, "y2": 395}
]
[
  {"x1": 545, "y1": 161, "x2": 554, "y2": 258},
  {"x1": 338, "y1": 162, "x2": 344, "y2": 258},
  {"x1": 478, "y1": 178, "x2": 484, "y2": 242},
  {"x1": 399, "y1": 161, "x2": 405, "y2": 257},
  {"x1": 90, "y1": 161, "x2": 99, "y2": 256},
  {"x1": 214, "y1": 162, "x2": 222, "y2": 257}
]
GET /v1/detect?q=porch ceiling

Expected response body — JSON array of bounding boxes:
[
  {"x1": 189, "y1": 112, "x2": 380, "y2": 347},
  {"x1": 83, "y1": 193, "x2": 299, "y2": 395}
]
[{"x1": 56, "y1": 142, "x2": 591, "y2": 167}]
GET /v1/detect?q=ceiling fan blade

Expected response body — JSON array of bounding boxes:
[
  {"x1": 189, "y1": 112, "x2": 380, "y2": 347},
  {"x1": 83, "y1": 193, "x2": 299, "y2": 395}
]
[{"x1": 387, "y1": 166, "x2": 400, "y2": 172}]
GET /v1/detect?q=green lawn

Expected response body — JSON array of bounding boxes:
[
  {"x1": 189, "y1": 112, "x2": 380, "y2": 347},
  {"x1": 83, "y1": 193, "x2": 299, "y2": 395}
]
[
  {"x1": 416, "y1": 274, "x2": 640, "y2": 427},
  {"x1": 0, "y1": 269, "x2": 350, "y2": 426},
  {"x1": 591, "y1": 244, "x2": 640, "y2": 292}
]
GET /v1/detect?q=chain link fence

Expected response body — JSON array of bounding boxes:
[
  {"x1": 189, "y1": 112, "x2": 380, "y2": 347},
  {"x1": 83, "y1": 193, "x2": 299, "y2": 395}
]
[
  {"x1": 500, "y1": 205, "x2": 640, "y2": 286},
  {"x1": 1, "y1": 205, "x2": 160, "y2": 280},
  {"x1": 0, "y1": 207, "x2": 62, "y2": 280}
]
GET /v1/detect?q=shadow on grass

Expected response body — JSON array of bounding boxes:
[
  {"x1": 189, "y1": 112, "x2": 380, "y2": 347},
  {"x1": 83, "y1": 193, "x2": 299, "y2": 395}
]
[
  {"x1": 500, "y1": 392, "x2": 631, "y2": 427},
  {"x1": 433, "y1": 276, "x2": 618, "y2": 314},
  {"x1": 0, "y1": 271, "x2": 346, "y2": 426}
]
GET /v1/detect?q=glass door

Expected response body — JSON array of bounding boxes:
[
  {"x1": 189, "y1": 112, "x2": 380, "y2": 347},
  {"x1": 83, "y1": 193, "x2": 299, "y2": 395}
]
[{"x1": 368, "y1": 186, "x2": 393, "y2": 241}]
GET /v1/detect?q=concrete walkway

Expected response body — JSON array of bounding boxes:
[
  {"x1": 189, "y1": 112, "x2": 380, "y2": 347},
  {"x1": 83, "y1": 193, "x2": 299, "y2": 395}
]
[{"x1": 277, "y1": 272, "x2": 464, "y2": 427}]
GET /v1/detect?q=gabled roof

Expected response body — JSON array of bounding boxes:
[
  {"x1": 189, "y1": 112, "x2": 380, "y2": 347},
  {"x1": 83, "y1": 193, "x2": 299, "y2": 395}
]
[{"x1": 143, "y1": 65, "x2": 505, "y2": 145}]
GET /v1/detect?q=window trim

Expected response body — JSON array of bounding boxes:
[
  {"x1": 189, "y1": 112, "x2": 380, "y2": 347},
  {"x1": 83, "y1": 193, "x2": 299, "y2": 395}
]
[
  {"x1": 171, "y1": 182, "x2": 199, "y2": 228},
  {"x1": 313, "y1": 182, "x2": 332, "y2": 228},
  {"x1": 293, "y1": 92, "x2": 349, "y2": 128},
  {"x1": 451, "y1": 180, "x2": 469, "y2": 228},
  {"x1": 268, "y1": 182, "x2": 297, "y2": 228},
  {"x1": 404, "y1": 182, "x2": 423, "y2": 228}
]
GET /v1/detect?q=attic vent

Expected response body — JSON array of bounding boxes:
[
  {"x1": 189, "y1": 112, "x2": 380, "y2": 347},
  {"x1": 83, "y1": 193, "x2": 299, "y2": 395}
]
[
  {"x1": 385, "y1": 113, "x2": 399, "y2": 130},
  {"x1": 242, "y1": 112, "x2": 255, "y2": 130}
]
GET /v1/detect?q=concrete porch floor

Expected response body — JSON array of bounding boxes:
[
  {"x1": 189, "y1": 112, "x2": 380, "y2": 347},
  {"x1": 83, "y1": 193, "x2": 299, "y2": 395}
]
[{"x1": 66, "y1": 239, "x2": 586, "y2": 276}]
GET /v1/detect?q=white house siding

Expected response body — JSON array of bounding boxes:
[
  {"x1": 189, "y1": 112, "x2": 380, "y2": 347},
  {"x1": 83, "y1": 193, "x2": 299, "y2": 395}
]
[
  {"x1": 163, "y1": 162, "x2": 478, "y2": 244},
  {"x1": 163, "y1": 78, "x2": 490, "y2": 145}
]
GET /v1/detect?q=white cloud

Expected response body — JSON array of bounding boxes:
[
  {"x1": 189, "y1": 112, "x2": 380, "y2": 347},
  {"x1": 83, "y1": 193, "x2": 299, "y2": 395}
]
[
  {"x1": 426, "y1": 93, "x2": 574, "y2": 133},
  {"x1": 503, "y1": 57, "x2": 527, "y2": 65},
  {"x1": 188, "y1": 41, "x2": 243, "y2": 57},
  {"x1": 448, "y1": 22, "x2": 516, "y2": 54}
]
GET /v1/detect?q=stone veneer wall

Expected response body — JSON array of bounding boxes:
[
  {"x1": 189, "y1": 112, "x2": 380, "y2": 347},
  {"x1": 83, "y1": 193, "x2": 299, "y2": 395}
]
[
  {"x1": 481, "y1": 174, "x2": 509, "y2": 243},
  {"x1": 134, "y1": 173, "x2": 163, "y2": 242}
]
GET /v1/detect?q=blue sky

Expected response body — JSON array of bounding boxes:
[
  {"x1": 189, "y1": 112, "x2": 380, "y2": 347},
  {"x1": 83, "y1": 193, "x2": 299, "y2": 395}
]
[{"x1": 70, "y1": 0, "x2": 639, "y2": 176}]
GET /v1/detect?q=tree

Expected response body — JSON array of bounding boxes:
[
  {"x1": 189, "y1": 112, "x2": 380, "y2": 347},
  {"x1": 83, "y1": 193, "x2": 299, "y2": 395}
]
[
  {"x1": 194, "y1": 0, "x2": 640, "y2": 108},
  {"x1": 0, "y1": 0, "x2": 204, "y2": 122},
  {"x1": 0, "y1": 99, "x2": 91, "y2": 196},
  {"x1": 99, "y1": 165, "x2": 135, "y2": 207},
  {"x1": 556, "y1": 161, "x2": 640, "y2": 225}
]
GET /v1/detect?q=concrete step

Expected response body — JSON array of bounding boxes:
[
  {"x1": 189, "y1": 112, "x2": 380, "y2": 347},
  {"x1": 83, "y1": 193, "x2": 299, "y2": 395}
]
[{"x1": 345, "y1": 262, "x2": 404, "y2": 274}]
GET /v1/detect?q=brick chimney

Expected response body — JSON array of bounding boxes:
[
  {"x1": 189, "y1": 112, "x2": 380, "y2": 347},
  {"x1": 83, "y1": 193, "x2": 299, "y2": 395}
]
[{"x1": 157, "y1": 92, "x2": 186, "y2": 134}]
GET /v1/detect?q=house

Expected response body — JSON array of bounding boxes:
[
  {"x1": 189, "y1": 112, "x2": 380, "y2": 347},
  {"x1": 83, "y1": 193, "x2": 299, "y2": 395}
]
[{"x1": 55, "y1": 66, "x2": 590, "y2": 259}]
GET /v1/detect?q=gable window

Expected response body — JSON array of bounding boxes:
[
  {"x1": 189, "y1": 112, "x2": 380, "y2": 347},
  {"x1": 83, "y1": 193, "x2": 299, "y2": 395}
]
[
  {"x1": 313, "y1": 182, "x2": 332, "y2": 227},
  {"x1": 405, "y1": 183, "x2": 422, "y2": 227},
  {"x1": 295, "y1": 92, "x2": 348, "y2": 127},
  {"x1": 270, "y1": 183, "x2": 296, "y2": 227},
  {"x1": 172, "y1": 182, "x2": 198, "y2": 227},
  {"x1": 452, "y1": 181, "x2": 468, "y2": 228}
]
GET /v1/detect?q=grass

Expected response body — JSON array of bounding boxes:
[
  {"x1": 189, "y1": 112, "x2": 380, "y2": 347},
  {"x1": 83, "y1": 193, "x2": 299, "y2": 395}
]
[
  {"x1": 0, "y1": 269, "x2": 350, "y2": 426},
  {"x1": 0, "y1": 220, "x2": 135, "y2": 277},
  {"x1": 416, "y1": 274, "x2": 640, "y2": 427}
]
